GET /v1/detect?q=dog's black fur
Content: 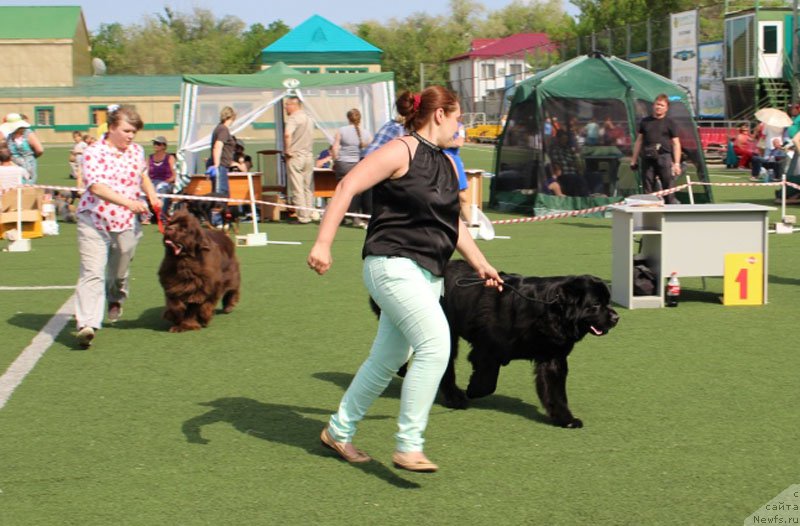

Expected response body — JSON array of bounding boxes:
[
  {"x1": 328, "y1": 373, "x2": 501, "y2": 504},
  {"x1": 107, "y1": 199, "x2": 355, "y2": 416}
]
[
  {"x1": 370, "y1": 260, "x2": 619, "y2": 428},
  {"x1": 439, "y1": 260, "x2": 618, "y2": 428}
]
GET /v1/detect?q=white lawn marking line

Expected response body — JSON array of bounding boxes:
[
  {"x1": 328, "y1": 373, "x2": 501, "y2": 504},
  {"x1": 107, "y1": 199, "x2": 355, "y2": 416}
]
[
  {"x1": 712, "y1": 173, "x2": 749, "y2": 180},
  {"x1": 0, "y1": 293, "x2": 75, "y2": 410},
  {"x1": 0, "y1": 285, "x2": 75, "y2": 291}
]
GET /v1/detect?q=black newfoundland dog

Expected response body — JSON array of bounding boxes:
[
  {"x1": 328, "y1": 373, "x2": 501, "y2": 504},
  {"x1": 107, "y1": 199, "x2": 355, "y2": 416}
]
[{"x1": 439, "y1": 260, "x2": 618, "y2": 428}]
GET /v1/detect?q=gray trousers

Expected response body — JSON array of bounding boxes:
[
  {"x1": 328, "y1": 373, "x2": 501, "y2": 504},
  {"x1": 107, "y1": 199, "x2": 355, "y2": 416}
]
[
  {"x1": 286, "y1": 153, "x2": 314, "y2": 221},
  {"x1": 74, "y1": 213, "x2": 142, "y2": 330}
]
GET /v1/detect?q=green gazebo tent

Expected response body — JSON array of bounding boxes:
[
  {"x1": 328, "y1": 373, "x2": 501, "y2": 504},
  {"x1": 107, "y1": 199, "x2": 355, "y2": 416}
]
[
  {"x1": 493, "y1": 52, "x2": 712, "y2": 215},
  {"x1": 176, "y1": 62, "x2": 394, "y2": 189}
]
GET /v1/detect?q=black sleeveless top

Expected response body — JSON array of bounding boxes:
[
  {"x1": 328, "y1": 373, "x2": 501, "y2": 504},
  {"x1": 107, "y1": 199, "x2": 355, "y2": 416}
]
[{"x1": 362, "y1": 135, "x2": 460, "y2": 276}]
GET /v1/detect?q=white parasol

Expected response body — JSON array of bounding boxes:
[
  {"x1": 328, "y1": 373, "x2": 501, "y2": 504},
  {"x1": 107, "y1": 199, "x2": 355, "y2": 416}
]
[{"x1": 754, "y1": 108, "x2": 793, "y2": 128}]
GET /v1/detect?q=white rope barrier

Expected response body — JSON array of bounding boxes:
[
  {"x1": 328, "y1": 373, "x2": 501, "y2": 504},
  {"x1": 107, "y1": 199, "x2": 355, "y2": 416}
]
[
  {"x1": 12, "y1": 183, "x2": 370, "y2": 221},
  {"x1": 4, "y1": 178, "x2": 798, "y2": 230}
]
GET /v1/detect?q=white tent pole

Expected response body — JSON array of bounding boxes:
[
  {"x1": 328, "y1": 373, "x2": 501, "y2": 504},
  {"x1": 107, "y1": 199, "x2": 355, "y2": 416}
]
[
  {"x1": 245, "y1": 171, "x2": 259, "y2": 235},
  {"x1": 275, "y1": 95, "x2": 286, "y2": 187},
  {"x1": 175, "y1": 82, "x2": 198, "y2": 192},
  {"x1": 781, "y1": 170, "x2": 787, "y2": 218},
  {"x1": 15, "y1": 183, "x2": 22, "y2": 236}
]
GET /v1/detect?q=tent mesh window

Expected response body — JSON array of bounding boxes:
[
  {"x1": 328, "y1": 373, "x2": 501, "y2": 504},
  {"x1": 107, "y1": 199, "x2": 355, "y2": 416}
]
[{"x1": 492, "y1": 55, "x2": 712, "y2": 215}]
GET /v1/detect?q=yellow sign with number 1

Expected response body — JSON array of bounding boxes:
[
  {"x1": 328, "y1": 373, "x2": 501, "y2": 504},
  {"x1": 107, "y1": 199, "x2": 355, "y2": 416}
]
[{"x1": 723, "y1": 253, "x2": 763, "y2": 306}]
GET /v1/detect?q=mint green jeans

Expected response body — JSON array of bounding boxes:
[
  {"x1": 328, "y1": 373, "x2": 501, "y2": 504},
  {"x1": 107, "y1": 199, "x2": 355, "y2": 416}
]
[{"x1": 327, "y1": 256, "x2": 450, "y2": 453}]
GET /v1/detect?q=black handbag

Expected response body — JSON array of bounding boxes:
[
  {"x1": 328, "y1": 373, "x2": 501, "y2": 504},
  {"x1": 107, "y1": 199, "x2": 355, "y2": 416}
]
[{"x1": 633, "y1": 260, "x2": 657, "y2": 296}]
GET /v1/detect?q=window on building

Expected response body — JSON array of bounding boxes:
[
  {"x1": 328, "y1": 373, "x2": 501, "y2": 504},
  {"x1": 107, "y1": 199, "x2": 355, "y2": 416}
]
[
  {"x1": 35, "y1": 106, "x2": 54, "y2": 127},
  {"x1": 481, "y1": 63, "x2": 496, "y2": 79},
  {"x1": 326, "y1": 67, "x2": 368, "y2": 74},
  {"x1": 510, "y1": 64, "x2": 523, "y2": 77},
  {"x1": 327, "y1": 87, "x2": 359, "y2": 97},
  {"x1": 296, "y1": 67, "x2": 321, "y2": 74},
  {"x1": 89, "y1": 106, "x2": 108, "y2": 127},
  {"x1": 725, "y1": 15, "x2": 755, "y2": 78},
  {"x1": 763, "y1": 25, "x2": 778, "y2": 54}
]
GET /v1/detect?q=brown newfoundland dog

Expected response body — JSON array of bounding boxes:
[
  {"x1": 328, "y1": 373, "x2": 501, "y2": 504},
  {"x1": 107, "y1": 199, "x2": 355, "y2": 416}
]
[
  {"x1": 439, "y1": 260, "x2": 619, "y2": 428},
  {"x1": 158, "y1": 209, "x2": 241, "y2": 332}
]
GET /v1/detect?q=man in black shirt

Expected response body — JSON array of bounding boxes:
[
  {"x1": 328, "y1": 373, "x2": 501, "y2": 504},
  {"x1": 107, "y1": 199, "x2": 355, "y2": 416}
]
[{"x1": 631, "y1": 94, "x2": 682, "y2": 203}]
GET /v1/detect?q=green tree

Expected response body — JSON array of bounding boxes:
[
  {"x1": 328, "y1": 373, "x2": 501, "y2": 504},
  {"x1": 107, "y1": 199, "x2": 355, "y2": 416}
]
[
  {"x1": 354, "y1": 14, "x2": 466, "y2": 92},
  {"x1": 480, "y1": 0, "x2": 574, "y2": 39},
  {"x1": 90, "y1": 23, "x2": 131, "y2": 72},
  {"x1": 233, "y1": 21, "x2": 291, "y2": 73},
  {"x1": 89, "y1": 7, "x2": 289, "y2": 74}
]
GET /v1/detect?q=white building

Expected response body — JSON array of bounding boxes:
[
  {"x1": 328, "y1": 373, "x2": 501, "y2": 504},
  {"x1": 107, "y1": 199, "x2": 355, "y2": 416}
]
[{"x1": 447, "y1": 34, "x2": 555, "y2": 118}]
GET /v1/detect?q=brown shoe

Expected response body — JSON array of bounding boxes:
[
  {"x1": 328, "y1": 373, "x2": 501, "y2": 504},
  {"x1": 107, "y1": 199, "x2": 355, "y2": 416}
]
[
  {"x1": 320, "y1": 428, "x2": 371, "y2": 463},
  {"x1": 392, "y1": 451, "x2": 439, "y2": 472}
]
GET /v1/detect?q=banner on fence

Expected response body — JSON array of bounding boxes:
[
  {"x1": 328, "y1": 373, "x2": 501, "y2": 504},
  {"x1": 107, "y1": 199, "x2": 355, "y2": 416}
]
[
  {"x1": 697, "y1": 42, "x2": 725, "y2": 118},
  {"x1": 671, "y1": 10, "x2": 699, "y2": 113}
]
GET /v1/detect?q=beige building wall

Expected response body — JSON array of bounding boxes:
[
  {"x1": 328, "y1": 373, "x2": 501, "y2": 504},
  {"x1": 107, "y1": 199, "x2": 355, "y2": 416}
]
[
  {"x1": 1, "y1": 41, "x2": 75, "y2": 87},
  {"x1": 71, "y1": 24, "x2": 93, "y2": 77},
  {"x1": 0, "y1": 95, "x2": 181, "y2": 144}
]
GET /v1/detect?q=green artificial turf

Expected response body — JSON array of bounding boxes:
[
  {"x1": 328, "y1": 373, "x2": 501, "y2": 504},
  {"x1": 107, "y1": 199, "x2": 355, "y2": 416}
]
[{"x1": 0, "y1": 148, "x2": 797, "y2": 525}]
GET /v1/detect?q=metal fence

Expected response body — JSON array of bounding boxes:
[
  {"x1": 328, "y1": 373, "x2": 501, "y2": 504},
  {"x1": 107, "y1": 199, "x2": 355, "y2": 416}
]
[{"x1": 449, "y1": 3, "x2": 732, "y2": 123}]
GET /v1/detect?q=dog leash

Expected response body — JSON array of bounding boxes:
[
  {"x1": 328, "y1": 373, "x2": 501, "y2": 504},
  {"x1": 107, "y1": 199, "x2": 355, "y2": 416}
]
[
  {"x1": 454, "y1": 276, "x2": 562, "y2": 305},
  {"x1": 152, "y1": 204, "x2": 165, "y2": 234}
]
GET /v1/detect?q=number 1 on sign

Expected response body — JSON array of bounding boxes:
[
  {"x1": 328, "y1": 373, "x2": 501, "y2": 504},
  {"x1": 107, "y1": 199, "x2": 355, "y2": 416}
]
[
  {"x1": 724, "y1": 253, "x2": 763, "y2": 306},
  {"x1": 735, "y1": 268, "x2": 747, "y2": 299}
]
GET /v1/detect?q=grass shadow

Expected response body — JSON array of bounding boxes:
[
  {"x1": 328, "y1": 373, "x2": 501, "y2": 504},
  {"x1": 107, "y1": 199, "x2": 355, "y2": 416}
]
[
  {"x1": 182, "y1": 397, "x2": 420, "y2": 489},
  {"x1": 312, "y1": 371, "x2": 403, "y2": 402},
  {"x1": 7, "y1": 312, "x2": 60, "y2": 333},
  {"x1": 7, "y1": 311, "x2": 87, "y2": 351},
  {"x1": 313, "y1": 371, "x2": 550, "y2": 425},
  {"x1": 113, "y1": 306, "x2": 170, "y2": 331},
  {"x1": 769, "y1": 273, "x2": 800, "y2": 287},
  {"x1": 678, "y1": 288, "x2": 723, "y2": 305},
  {"x1": 556, "y1": 222, "x2": 612, "y2": 229},
  {"x1": 461, "y1": 393, "x2": 550, "y2": 425}
]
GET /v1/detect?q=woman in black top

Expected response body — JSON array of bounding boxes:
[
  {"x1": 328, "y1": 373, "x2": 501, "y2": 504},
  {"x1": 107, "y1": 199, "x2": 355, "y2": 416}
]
[{"x1": 308, "y1": 87, "x2": 503, "y2": 472}]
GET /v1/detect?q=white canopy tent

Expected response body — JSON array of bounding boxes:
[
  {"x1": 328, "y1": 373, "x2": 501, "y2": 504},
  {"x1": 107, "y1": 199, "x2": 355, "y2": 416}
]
[{"x1": 176, "y1": 63, "x2": 395, "y2": 190}]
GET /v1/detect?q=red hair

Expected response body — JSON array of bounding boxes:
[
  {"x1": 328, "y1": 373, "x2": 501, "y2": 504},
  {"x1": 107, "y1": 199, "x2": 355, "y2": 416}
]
[{"x1": 396, "y1": 86, "x2": 459, "y2": 132}]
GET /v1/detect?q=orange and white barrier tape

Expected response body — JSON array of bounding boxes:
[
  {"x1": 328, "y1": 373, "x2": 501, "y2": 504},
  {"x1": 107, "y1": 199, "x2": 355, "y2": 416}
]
[
  {"x1": 490, "y1": 185, "x2": 688, "y2": 225},
  {"x1": 9, "y1": 179, "x2": 799, "y2": 227},
  {"x1": 16, "y1": 183, "x2": 369, "y2": 221}
]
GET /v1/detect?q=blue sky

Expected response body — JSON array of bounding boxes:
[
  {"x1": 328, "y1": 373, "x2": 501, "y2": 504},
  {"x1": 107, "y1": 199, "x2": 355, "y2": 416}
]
[{"x1": 12, "y1": 0, "x2": 579, "y2": 31}]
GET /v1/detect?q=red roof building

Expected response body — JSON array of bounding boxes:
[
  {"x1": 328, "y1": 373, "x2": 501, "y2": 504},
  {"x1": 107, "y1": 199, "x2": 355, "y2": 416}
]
[{"x1": 447, "y1": 33, "x2": 555, "y2": 117}]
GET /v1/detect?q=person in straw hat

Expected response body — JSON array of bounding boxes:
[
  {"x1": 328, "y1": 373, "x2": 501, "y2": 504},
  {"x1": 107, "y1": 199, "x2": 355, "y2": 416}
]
[{"x1": 0, "y1": 113, "x2": 44, "y2": 184}]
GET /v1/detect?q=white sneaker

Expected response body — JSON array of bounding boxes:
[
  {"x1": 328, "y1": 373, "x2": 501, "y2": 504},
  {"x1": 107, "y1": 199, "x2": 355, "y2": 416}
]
[{"x1": 77, "y1": 326, "x2": 95, "y2": 348}]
